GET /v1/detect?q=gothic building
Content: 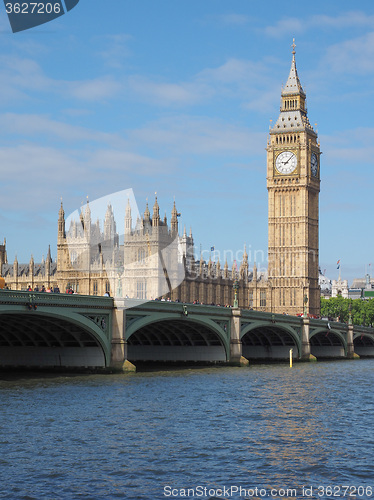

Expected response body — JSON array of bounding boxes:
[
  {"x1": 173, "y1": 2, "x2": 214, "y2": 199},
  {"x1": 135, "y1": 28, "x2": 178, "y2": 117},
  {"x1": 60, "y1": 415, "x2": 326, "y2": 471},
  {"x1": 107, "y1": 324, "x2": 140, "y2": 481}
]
[
  {"x1": 0, "y1": 43, "x2": 321, "y2": 315},
  {"x1": 54, "y1": 195, "x2": 270, "y2": 309}
]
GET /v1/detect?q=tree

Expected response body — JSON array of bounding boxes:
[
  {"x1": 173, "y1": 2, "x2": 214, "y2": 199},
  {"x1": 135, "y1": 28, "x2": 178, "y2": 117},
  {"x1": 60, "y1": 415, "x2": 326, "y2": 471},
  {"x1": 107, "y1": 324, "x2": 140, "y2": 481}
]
[{"x1": 321, "y1": 297, "x2": 374, "y2": 326}]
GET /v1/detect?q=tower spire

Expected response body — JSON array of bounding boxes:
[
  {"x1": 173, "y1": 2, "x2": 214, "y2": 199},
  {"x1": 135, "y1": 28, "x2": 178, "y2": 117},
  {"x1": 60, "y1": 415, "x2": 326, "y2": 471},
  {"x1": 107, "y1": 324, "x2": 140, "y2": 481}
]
[
  {"x1": 271, "y1": 40, "x2": 315, "y2": 135},
  {"x1": 282, "y1": 39, "x2": 305, "y2": 97}
]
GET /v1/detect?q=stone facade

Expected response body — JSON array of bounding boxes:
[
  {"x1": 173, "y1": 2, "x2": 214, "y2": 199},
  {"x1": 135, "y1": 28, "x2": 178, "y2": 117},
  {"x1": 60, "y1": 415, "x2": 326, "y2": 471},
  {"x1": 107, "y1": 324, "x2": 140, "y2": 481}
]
[
  {"x1": 55, "y1": 196, "x2": 270, "y2": 309},
  {"x1": 331, "y1": 278, "x2": 349, "y2": 299}
]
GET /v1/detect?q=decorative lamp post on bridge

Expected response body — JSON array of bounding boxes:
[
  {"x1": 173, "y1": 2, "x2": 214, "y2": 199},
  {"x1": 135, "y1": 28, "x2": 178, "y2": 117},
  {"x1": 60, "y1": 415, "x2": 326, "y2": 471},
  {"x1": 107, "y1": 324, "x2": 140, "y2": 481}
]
[
  {"x1": 303, "y1": 294, "x2": 308, "y2": 317},
  {"x1": 116, "y1": 263, "x2": 124, "y2": 297},
  {"x1": 233, "y1": 278, "x2": 239, "y2": 308}
]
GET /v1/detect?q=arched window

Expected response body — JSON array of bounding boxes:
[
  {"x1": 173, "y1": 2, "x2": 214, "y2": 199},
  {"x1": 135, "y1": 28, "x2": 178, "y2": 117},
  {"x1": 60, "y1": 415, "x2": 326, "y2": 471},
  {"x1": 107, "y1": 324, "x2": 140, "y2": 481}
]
[{"x1": 137, "y1": 248, "x2": 146, "y2": 263}]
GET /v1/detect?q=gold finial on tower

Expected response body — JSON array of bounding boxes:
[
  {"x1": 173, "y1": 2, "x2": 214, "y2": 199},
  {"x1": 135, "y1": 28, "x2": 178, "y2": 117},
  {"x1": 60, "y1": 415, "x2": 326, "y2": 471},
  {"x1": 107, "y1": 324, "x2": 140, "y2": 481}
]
[{"x1": 291, "y1": 38, "x2": 296, "y2": 55}]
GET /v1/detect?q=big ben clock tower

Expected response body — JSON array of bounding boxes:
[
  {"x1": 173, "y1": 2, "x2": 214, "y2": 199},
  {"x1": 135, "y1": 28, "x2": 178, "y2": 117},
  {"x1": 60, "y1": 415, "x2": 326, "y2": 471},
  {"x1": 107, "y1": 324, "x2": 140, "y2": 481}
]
[{"x1": 267, "y1": 41, "x2": 320, "y2": 316}]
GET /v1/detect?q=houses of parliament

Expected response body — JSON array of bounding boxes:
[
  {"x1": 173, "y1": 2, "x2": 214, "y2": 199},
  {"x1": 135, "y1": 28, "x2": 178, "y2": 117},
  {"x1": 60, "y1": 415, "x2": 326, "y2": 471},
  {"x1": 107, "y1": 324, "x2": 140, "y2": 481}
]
[{"x1": 0, "y1": 45, "x2": 321, "y2": 316}]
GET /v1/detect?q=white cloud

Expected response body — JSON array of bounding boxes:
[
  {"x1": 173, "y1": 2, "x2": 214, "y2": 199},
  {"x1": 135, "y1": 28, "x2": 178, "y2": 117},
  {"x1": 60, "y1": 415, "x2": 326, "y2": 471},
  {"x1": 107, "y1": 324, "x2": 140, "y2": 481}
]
[
  {"x1": 67, "y1": 76, "x2": 123, "y2": 101},
  {"x1": 89, "y1": 149, "x2": 170, "y2": 174},
  {"x1": 312, "y1": 11, "x2": 374, "y2": 29},
  {"x1": 198, "y1": 58, "x2": 277, "y2": 112},
  {"x1": 264, "y1": 11, "x2": 374, "y2": 39},
  {"x1": 128, "y1": 75, "x2": 211, "y2": 106},
  {"x1": 323, "y1": 32, "x2": 374, "y2": 74},
  {"x1": 0, "y1": 113, "x2": 118, "y2": 144},
  {"x1": 97, "y1": 33, "x2": 133, "y2": 68},
  {"x1": 0, "y1": 56, "x2": 51, "y2": 96},
  {"x1": 126, "y1": 57, "x2": 273, "y2": 109},
  {"x1": 0, "y1": 141, "x2": 174, "y2": 213},
  {"x1": 219, "y1": 14, "x2": 251, "y2": 26},
  {"x1": 199, "y1": 58, "x2": 267, "y2": 84},
  {"x1": 0, "y1": 49, "x2": 276, "y2": 112},
  {"x1": 264, "y1": 17, "x2": 304, "y2": 38},
  {"x1": 129, "y1": 116, "x2": 263, "y2": 157},
  {"x1": 0, "y1": 54, "x2": 123, "y2": 104},
  {"x1": 321, "y1": 128, "x2": 374, "y2": 187}
]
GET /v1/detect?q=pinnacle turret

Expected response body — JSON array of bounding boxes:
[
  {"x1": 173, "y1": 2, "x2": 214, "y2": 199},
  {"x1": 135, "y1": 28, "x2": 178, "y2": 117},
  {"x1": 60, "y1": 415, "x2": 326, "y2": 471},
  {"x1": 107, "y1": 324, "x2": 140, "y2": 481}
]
[
  {"x1": 144, "y1": 201, "x2": 150, "y2": 224},
  {"x1": 223, "y1": 259, "x2": 229, "y2": 279},
  {"x1": 83, "y1": 198, "x2": 91, "y2": 236},
  {"x1": 59, "y1": 200, "x2": 65, "y2": 220},
  {"x1": 171, "y1": 200, "x2": 179, "y2": 234},
  {"x1": 125, "y1": 197, "x2": 131, "y2": 216},
  {"x1": 84, "y1": 198, "x2": 91, "y2": 219},
  {"x1": 152, "y1": 195, "x2": 160, "y2": 227},
  {"x1": 46, "y1": 244, "x2": 51, "y2": 263},
  {"x1": 125, "y1": 198, "x2": 132, "y2": 235},
  {"x1": 58, "y1": 200, "x2": 66, "y2": 239},
  {"x1": 253, "y1": 261, "x2": 257, "y2": 282}
]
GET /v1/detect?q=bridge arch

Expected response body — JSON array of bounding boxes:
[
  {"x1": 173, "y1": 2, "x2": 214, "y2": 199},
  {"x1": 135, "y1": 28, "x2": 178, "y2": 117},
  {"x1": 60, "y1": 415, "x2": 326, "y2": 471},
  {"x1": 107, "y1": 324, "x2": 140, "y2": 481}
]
[
  {"x1": 0, "y1": 310, "x2": 111, "y2": 368},
  {"x1": 240, "y1": 321, "x2": 301, "y2": 360},
  {"x1": 126, "y1": 313, "x2": 229, "y2": 363},
  {"x1": 353, "y1": 332, "x2": 374, "y2": 357},
  {"x1": 309, "y1": 328, "x2": 346, "y2": 358}
]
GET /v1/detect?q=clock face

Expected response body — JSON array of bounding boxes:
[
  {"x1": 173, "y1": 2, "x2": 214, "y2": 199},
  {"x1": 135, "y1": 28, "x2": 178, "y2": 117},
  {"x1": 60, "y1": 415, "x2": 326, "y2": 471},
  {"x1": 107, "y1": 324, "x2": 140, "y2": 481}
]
[
  {"x1": 311, "y1": 153, "x2": 318, "y2": 177},
  {"x1": 275, "y1": 151, "x2": 297, "y2": 174}
]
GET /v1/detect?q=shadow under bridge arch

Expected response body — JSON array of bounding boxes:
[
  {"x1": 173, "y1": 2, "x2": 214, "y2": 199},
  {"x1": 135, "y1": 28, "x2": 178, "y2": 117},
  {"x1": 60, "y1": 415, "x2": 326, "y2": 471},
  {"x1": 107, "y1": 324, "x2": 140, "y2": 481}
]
[
  {"x1": 354, "y1": 333, "x2": 374, "y2": 357},
  {"x1": 309, "y1": 328, "x2": 346, "y2": 359},
  {"x1": 0, "y1": 311, "x2": 111, "y2": 369},
  {"x1": 127, "y1": 316, "x2": 229, "y2": 363},
  {"x1": 241, "y1": 321, "x2": 301, "y2": 361}
]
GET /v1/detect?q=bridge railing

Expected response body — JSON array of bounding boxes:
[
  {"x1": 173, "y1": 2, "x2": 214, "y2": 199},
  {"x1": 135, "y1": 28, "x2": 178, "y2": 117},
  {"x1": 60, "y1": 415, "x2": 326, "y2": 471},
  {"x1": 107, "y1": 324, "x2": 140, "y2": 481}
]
[{"x1": 0, "y1": 289, "x2": 114, "y2": 309}]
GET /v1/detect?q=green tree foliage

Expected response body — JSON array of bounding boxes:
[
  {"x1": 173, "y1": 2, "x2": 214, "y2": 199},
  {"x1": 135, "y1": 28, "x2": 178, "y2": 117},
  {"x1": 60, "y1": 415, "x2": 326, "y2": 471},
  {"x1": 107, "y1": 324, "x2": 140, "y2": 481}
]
[{"x1": 321, "y1": 297, "x2": 374, "y2": 326}]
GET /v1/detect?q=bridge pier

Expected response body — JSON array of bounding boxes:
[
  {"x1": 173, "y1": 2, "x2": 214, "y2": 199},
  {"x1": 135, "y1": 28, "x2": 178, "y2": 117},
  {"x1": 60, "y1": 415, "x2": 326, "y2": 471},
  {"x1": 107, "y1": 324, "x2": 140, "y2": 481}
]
[
  {"x1": 347, "y1": 323, "x2": 359, "y2": 360},
  {"x1": 111, "y1": 307, "x2": 136, "y2": 372},
  {"x1": 230, "y1": 309, "x2": 249, "y2": 366},
  {"x1": 301, "y1": 317, "x2": 316, "y2": 361}
]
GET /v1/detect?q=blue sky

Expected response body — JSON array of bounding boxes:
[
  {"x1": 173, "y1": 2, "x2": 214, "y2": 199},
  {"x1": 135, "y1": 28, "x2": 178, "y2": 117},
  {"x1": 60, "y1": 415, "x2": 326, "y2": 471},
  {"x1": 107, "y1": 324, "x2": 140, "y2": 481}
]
[{"x1": 0, "y1": 0, "x2": 374, "y2": 283}]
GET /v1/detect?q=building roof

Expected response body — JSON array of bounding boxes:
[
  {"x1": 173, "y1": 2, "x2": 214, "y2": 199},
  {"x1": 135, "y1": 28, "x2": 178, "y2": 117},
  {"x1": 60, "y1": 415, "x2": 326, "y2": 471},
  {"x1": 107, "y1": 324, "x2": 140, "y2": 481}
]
[
  {"x1": 272, "y1": 110, "x2": 314, "y2": 134},
  {"x1": 1, "y1": 261, "x2": 57, "y2": 278},
  {"x1": 282, "y1": 52, "x2": 305, "y2": 97}
]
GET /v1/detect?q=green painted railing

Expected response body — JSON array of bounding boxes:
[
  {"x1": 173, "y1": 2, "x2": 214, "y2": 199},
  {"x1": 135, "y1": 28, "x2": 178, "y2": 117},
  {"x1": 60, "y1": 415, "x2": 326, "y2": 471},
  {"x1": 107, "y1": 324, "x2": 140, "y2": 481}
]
[{"x1": 0, "y1": 289, "x2": 113, "y2": 309}]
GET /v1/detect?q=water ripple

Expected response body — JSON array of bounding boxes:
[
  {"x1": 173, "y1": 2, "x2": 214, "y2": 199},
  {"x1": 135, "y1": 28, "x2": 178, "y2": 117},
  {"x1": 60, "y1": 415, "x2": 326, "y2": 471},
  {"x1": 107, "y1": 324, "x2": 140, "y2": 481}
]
[{"x1": 0, "y1": 361, "x2": 373, "y2": 499}]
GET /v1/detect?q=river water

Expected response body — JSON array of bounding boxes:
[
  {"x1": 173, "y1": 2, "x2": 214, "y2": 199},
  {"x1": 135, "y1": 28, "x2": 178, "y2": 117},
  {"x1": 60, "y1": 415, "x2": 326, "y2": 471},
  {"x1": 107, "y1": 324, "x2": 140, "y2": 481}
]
[{"x1": 0, "y1": 361, "x2": 373, "y2": 500}]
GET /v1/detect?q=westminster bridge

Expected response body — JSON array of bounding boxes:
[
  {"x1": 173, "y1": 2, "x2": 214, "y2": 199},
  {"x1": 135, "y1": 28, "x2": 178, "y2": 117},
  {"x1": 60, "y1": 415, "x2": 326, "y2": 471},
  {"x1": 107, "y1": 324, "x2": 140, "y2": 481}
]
[{"x1": 0, "y1": 290, "x2": 374, "y2": 370}]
